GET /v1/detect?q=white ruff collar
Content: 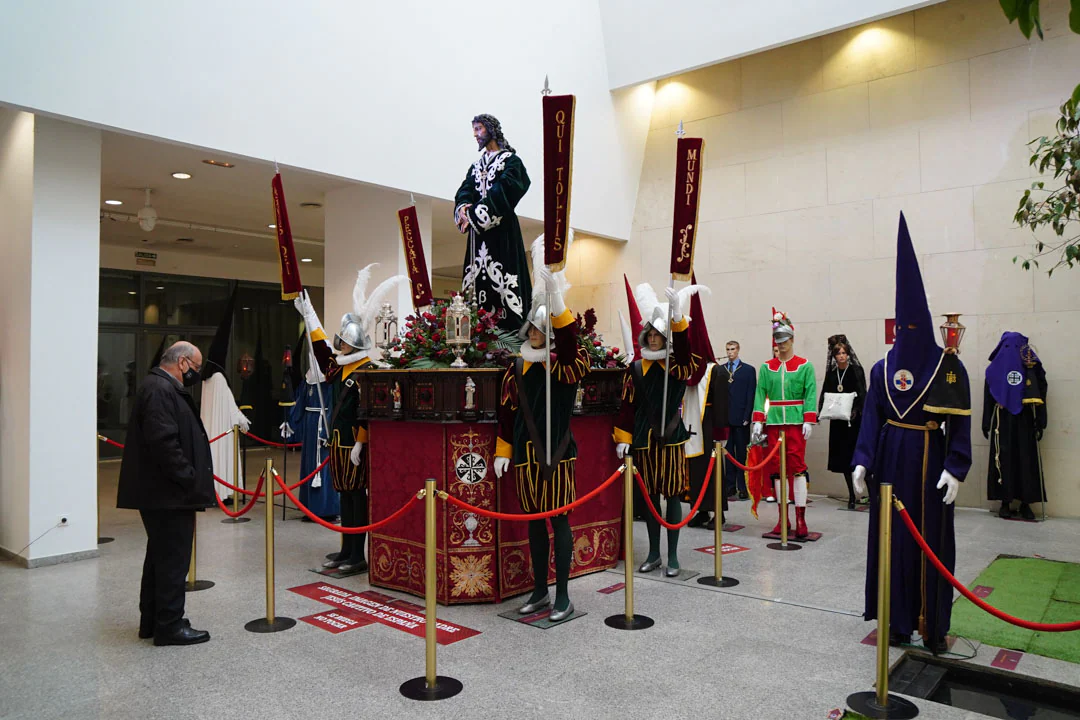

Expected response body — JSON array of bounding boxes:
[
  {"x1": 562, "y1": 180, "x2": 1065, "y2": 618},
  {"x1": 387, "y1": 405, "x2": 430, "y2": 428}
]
[
  {"x1": 641, "y1": 348, "x2": 667, "y2": 361},
  {"x1": 519, "y1": 343, "x2": 548, "y2": 364},
  {"x1": 334, "y1": 349, "x2": 369, "y2": 366}
]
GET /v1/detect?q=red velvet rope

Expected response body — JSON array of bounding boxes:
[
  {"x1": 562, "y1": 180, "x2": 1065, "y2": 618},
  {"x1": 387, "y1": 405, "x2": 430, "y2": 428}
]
[
  {"x1": 896, "y1": 504, "x2": 1080, "y2": 632},
  {"x1": 274, "y1": 471, "x2": 421, "y2": 534},
  {"x1": 215, "y1": 474, "x2": 264, "y2": 517},
  {"x1": 214, "y1": 456, "x2": 330, "y2": 497},
  {"x1": 722, "y1": 441, "x2": 781, "y2": 472},
  {"x1": 243, "y1": 431, "x2": 302, "y2": 449},
  {"x1": 98, "y1": 435, "x2": 125, "y2": 449},
  {"x1": 634, "y1": 454, "x2": 716, "y2": 530},
  {"x1": 441, "y1": 466, "x2": 624, "y2": 521},
  {"x1": 208, "y1": 429, "x2": 231, "y2": 444}
]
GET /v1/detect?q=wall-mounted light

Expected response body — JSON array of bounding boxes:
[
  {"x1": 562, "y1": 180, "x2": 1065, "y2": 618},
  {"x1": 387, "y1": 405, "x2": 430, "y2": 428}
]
[
  {"x1": 300, "y1": 258, "x2": 313, "y2": 263},
  {"x1": 268, "y1": 224, "x2": 277, "y2": 229}
]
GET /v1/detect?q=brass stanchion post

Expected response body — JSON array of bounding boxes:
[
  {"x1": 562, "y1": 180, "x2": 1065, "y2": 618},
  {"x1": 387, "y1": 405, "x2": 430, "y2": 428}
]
[
  {"x1": 185, "y1": 517, "x2": 214, "y2": 591},
  {"x1": 400, "y1": 480, "x2": 463, "y2": 700},
  {"x1": 699, "y1": 445, "x2": 738, "y2": 587},
  {"x1": 245, "y1": 458, "x2": 295, "y2": 633},
  {"x1": 767, "y1": 429, "x2": 800, "y2": 552},
  {"x1": 605, "y1": 456, "x2": 654, "y2": 630},
  {"x1": 847, "y1": 485, "x2": 919, "y2": 719},
  {"x1": 222, "y1": 425, "x2": 251, "y2": 524}
]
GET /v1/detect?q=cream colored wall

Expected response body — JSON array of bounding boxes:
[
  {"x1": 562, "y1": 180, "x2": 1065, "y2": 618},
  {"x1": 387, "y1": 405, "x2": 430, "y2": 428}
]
[{"x1": 614, "y1": 0, "x2": 1080, "y2": 517}]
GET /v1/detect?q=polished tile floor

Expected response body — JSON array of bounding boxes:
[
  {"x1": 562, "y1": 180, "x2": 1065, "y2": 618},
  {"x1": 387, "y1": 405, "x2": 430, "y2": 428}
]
[{"x1": 1, "y1": 452, "x2": 1077, "y2": 720}]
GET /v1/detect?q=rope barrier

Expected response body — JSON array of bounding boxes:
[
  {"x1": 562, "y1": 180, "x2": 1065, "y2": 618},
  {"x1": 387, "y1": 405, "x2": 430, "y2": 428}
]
[
  {"x1": 274, "y1": 471, "x2": 423, "y2": 533},
  {"x1": 208, "y1": 429, "x2": 232, "y2": 444},
  {"x1": 244, "y1": 431, "x2": 302, "y2": 449},
  {"x1": 895, "y1": 501, "x2": 1080, "y2": 632},
  {"x1": 634, "y1": 454, "x2": 716, "y2": 530},
  {"x1": 97, "y1": 435, "x2": 125, "y2": 449},
  {"x1": 440, "y1": 465, "x2": 624, "y2": 521},
  {"x1": 213, "y1": 456, "x2": 330, "y2": 497},
  {"x1": 215, "y1": 473, "x2": 265, "y2": 518},
  {"x1": 721, "y1": 441, "x2": 781, "y2": 472}
]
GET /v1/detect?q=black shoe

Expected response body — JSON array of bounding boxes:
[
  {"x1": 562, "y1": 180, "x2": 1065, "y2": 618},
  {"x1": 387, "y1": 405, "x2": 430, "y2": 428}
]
[
  {"x1": 999, "y1": 504, "x2": 1014, "y2": 519},
  {"x1": 888, "y1": 631, "x2": 911, "y2": 647},
  {"x1": 154, "y1": 625, "x2": 210, "y2": 646},
  {"x1": 337, "y1": 559, "x2": 368, "y2": 573},
  {"x1": 848, "y1": 499, "x2": 856, "y2": 510},
  {"x1": 704, "y1": 518, "x2": 716, "y2": 531},
  {"x1": 140, "y1": 618, "x2": 190, "y2": 640},
  {"x1": 687, "y1": 511, "x2": 710, "y2": 528},
  {"x1": 738, "y1": 490, "x2": 749, "y2": 500},
  {"x1": 1019, "y1": 503, "x2": 1035, "y2": 520},
  {"x1": 923, "y1": 636, "x2": 949, "y2": 654}
]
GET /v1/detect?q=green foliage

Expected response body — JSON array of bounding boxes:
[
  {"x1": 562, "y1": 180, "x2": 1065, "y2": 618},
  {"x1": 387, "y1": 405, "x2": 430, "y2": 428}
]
[{"x1": 387, "y1": 295, "x2": 514, "y2": 369}]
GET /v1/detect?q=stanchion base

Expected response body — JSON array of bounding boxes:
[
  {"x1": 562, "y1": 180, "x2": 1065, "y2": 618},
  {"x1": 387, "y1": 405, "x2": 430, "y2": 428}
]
[
  {"x1": 185, "y1": 580, "x2": 215, "y2": 592},
  {"x1": 399, "y1": 675, "x2": 463, "y2": 701},
  {"x1": 697, "y1": 575, "x2": 740, "y2": 588},
  {"x1": 221, "y1": 517, "x2": 252, "y2": 524},
  {"x1": 244, "y1": 616, "x2": 297, "y2": 633},
  {"x1": 97, "y1": 536, "x2": 115, "y2": 544},
  {"x1": 766, "y1": 541, "x2": 802, "y2": 552},
  {"x1": 846, "y1": 691, "x2": 919, "y2": 719},
  {"x1": 604, "y1": 614, "x2": 654, "y2": 630}
]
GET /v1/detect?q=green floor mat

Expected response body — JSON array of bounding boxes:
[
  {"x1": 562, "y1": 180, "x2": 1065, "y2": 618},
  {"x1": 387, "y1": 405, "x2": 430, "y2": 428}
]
[{"x1": 949, "y1": 556, "x2": 1080, "y2": 665}]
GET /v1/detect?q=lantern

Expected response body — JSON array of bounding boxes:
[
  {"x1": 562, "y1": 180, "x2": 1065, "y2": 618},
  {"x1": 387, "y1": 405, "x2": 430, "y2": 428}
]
[
  {"x1": 374, "y1": 302, "x2": 398, "y2": 351},
  {"x1": 939, "y1": 313, "x2": 965, "y2": 354},
  {"x1": 446, "y1": 294, "x2": 472, "y2": 368}
]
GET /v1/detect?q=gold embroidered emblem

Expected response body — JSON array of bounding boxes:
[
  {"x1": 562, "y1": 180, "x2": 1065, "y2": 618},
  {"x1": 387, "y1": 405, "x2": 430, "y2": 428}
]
[{"x1": 945, "y1": 371, "x2": 957, "y2": 385}]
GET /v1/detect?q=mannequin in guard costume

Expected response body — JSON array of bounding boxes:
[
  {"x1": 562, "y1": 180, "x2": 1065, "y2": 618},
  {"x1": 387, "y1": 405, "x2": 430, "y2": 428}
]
[
  {"x1": 853, "y1": 213, "x2": 972, "y2": 652},
  {"x1": 494, "y1": 236, "x2": 589, "y2": 622},
  {"x1": 983, "y1": 332, "x2": 1047, "y2": 520},
  {"x1": 293, "y1": 266, "x2": 407, "y2": 572},
  {"x1": 199, "y1": 286, "x2": 251, "y2": 501},
  {"x1": 455, "y1": 114, "x2": 532, "y2": 333},
  {"x1": 614, "y1": 283, "x2": 704, "y2": 577},
  {"x1": 751, "y1": 310, "x2": 817, "y2": 538},
  {"x1": 282, "y1": 357, "x2": 339, "y2": 521}
]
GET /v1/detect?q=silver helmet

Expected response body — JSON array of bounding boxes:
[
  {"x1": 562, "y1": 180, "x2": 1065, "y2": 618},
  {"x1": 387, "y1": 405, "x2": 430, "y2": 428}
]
[
  {"x1": 334, "y1": 312, "x2": 371, "y2": 352},
  {"x1": 518, "y1": 304, "x2": 553, "y2": 341}
]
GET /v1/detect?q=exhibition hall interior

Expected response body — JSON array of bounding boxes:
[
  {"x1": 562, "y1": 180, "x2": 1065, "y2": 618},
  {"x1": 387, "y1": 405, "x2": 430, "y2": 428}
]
[{"x1": 3, "y1": 1, "x2": 1080, "y2": 718}]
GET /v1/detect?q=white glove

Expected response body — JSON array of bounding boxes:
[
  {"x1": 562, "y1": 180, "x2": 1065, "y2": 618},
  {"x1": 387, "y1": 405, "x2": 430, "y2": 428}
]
[
  {"x1": 664, "y1": 286, "x2": 684, "y2": 322},
  {"x1": 538, "y1": 266, "x2": 566, "y2": 316},
  {"x1": 615, "y1": 442, "x2": 630, "y2": 459},
  {"x1": 936, "y1": 470, "x2": 959, "y2": 505},
  {"x1": 293, "y1": 290, "x2": 322, "y2": 335},
  {"x1": 279, "y1": 422, "x2": 293, "y2": 439},
  {"x1": 494, "y1": 456, "x2": 510, "y2": 478},
  {"x1": 802, "y1": 422, "x2": 813, "y2": 440},
  {"x1": 350, "y1": 442, "x2": 364, "y2": 466},
  {"x1": 238, "y1": 414, "x2": 251, "y2": 433},
  {"x1": 852, "y1": 465, "x2": 867, "y2": 496},
  {"x1": 751, "y1": 422, "x2": 764, "y2": 444}
]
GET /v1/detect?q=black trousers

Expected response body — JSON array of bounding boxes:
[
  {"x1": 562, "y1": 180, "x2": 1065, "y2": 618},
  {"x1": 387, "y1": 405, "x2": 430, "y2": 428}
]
[
  {"x1": 724, "y1": 425, "x2": 751, "y2": 495},
  {"x1": 139, "y1": 509, "x2": 195, "y2": 636}
]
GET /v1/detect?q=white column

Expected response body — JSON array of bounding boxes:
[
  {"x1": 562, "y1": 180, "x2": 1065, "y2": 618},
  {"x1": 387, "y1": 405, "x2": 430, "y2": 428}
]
[
  {"x1": 0, "y1": 110, "x2": 101, "y2": 566},
  {"x1": 323, "y1": 185, "x2": 433, "y2": 340}
]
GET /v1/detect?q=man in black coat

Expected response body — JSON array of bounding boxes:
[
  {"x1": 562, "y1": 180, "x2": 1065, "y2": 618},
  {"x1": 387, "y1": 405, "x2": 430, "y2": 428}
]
[
  {"x1": 117, "y1": 341, "x2": 214, "y2": 646},
  {"x1": 722, "y1": 341, "x2": 757, "y2": 499}
]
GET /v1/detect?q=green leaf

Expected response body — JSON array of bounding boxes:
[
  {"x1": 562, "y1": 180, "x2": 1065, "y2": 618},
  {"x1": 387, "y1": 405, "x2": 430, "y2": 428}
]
[
  {"x1": 1030, "y1": 0, "x2": 1043, "y2": 39},
  {"x1": 1000, "y1": 0, "x2": 1021, "y2": 20},
  {"x1": 1071, "y1": 82, "x2": 1080, "y2": 113},
  {"x1": 1071, "y1": 0, "x2": 1080, "y2": 33},
  {"x1": 1017, "y1": 0, "x2": 1035, "y2": 37}
]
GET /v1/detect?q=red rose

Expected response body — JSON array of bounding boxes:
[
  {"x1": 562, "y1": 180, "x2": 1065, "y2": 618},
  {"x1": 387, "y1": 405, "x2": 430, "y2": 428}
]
[
  {"x1": 477, "y1": 341, "x2": 488, "y2": 350},
  {"x1": 612, "y1": 347, "x2": 620, "y2": 354},
  {"x1": 593, "y1": 340, "x2": 602, "y2": 347}
]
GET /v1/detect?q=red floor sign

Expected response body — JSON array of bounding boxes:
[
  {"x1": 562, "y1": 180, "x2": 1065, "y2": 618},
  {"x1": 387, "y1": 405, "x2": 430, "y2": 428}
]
[{"x1": 695, "y1": 544, "x2": 749, "y2": 555}]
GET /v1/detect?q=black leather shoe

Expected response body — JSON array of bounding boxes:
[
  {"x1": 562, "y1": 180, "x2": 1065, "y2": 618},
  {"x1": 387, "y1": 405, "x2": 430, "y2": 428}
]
[
  {"x1": 140, "y1": 618, "x2": 189, "y2": 639},
  {"x1": 687, "y1": 512, "x2": 710, "y2": 528},
  {"x1": 154, "y1": 625, "x2": 210, "y2": 646},
  {"x1": 704, "y1": 518, "x2": 715, "y2": 531},
  {"x1": 923, "y1": 636, "x2": 949, "y2": 654},
  {"x1": 888, "y1": 631, "x2": 911, "y2": 647},
  {"x1": 337, "y1": 560, "x2": 368, "y2": 574},
  {"x1": 998, "y1": 504, "x2": 1014, "y2": 519},
  {"x1": 1019, "y1": 503, "x2": 1035, "y2": 520},
  {"x1": 738, "y1": 490, "x2": 749, "y2": 500}
]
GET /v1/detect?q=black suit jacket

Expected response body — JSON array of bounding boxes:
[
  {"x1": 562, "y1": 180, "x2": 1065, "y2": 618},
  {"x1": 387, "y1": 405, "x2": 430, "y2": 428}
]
[
  {"x1": 117, "y1": 368, "x2": 215, "y2": 510},
  {"x1": 724, "y1": 361, "x2": 757, "y2": 427}
]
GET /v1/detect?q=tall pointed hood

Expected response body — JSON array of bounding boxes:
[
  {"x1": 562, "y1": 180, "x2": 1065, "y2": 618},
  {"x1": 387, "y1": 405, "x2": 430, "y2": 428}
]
[
  {"x1": 886, "y1": 212, "x2": 942, "y2": 407},
  {"x1": 204, "y1": 284, "x2": 238, "y2": 381},
  {"x1": 687, "y1": 271, "x2": 716, "y2": 386},
  {"x1": 623, "y1": 274, "x2": 642, "y2": 359}
]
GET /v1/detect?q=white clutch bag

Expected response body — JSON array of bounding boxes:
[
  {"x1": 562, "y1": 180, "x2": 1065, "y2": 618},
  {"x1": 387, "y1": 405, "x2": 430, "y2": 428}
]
[{"x1": 819, "y1": 392, "x2": 856, "y2": 423}]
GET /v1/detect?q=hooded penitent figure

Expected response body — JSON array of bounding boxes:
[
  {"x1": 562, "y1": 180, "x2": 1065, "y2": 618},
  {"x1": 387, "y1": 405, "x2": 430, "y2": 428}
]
[
  {"x1": 982, "y1": 332, "x2": 1047, "y2": 519},
  {"x1": 614, "y1": 281, "x2": 704, "y2": 577},
  {"x1": 199, "y1": 286, "x2": 251, "y2": 501},
  {"x1": 493, "y1": 232, "x2": 589, "y2": 622},
  {"x1": 852, "y1": 212, "x2": 972, "y2": 652},
  {"x1": 293, "y1": 266, "x2": 408, "y2": 573}
]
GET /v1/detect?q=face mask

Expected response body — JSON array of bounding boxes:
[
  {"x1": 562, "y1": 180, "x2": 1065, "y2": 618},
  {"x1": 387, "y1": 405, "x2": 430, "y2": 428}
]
[{"x1": 181, "y1": 362, "x2": 201, "y2": 387}]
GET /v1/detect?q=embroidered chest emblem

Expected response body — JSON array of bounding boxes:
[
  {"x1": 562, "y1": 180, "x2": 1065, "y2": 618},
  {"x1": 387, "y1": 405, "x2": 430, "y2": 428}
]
[
  {"x1": 893, "y1": 369, "x2": 913, "y2": 391},
  {"x1": 1007, "y1": 371, "x2": 1023, "y2": 386}
]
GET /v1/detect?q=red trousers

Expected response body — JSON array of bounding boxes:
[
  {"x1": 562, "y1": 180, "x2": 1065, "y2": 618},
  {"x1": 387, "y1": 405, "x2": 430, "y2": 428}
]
[{"x1": 763, "y1": 425, "x2": 807, "y2": 479}]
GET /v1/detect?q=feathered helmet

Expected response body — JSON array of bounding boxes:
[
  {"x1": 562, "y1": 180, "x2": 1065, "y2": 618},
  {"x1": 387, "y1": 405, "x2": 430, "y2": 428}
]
[
  {"x1": 634, "y1": 282, "x2": 708, "y2": 348},
  {"x1": 334, "y1": 264, "x2": 409, "y2": 353},
  {"x1": 518, "y1": 231, "x2": 574, "y2": 340},
  {"x1": 771, "y1": 310, "x2": 794, "y2": 343}
]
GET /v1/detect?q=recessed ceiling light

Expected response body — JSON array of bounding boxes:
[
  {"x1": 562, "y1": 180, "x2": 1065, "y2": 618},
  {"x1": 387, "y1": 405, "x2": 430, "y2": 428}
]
[
  {"x1": 242, "y1": 307, "x2": 251, "y2": 311},
  {"x1": 155, "y1": 286, "x2": 165, "y2": 290},
  {"x1": 202, "y1": 159, "x2": 234, "y2": 168},
  {"x1": 299, "y1": 202, "x2": 323, "y2": 209},
  {"x1": 171, "y1": 172, "x2": 192, "y2": 180},
  {"x1": 300, "y1": 258, "x2": 313, "y2": 263},
  {"x1": 127, "y1": 291, "x2": 137, "y2": 295},
  {"x1": 268, "y1": 224, "x2": 277, "y2": 229},
  {"x1": 104, "y1": 199, "x2": 123, "y2": 206}
]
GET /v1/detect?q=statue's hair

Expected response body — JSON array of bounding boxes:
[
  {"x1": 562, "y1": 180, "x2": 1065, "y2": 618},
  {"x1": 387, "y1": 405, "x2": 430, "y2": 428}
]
[{"x1": 472, "y1": 114, "x2": 514, "y2": 153}]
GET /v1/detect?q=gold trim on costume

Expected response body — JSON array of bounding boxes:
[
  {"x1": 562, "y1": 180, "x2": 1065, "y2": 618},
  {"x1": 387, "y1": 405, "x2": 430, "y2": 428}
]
[{"x1": 922, "y1": 405, "x2": 972, "y2": 416}]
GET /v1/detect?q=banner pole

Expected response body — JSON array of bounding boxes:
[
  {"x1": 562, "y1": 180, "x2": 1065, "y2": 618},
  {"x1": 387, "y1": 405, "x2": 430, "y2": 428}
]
[
  {"x1": 244, "y1": 458, "x2": 295, "y2": 633},
  {"x1": 699, "y1": 445, "x2": 738, "y2": 587},
  {"x1": 400, "y1": 481, "x2": 463, "y2": 700},
  {"x1": 605, "y1": 457, "x2": 653, "y2": 630},
  {"x1": 847, "y1": 484, "x2": 919, "y2": 718}
]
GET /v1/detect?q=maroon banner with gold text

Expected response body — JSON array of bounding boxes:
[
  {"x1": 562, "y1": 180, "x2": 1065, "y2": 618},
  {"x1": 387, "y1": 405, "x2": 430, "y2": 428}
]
[
  {"x1": 542, "y1": 94, "x2": 575, "y2": 271},
  {"x1": 271, "y1": 173, "x2": 303, "y2": 300},
  {"x1": 397, "y1": 205, "x2": 433, "y2": 309},
  {"x1": 669, "y1": 137, "x2": 704, "y2": 281}
]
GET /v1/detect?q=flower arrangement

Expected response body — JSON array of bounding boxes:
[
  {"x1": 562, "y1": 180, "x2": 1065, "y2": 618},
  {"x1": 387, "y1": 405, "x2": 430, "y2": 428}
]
[
  {"x1": 386, "y1": 295, "x2": 517, "y2": 369},
  {"x1": 577, "y1": 308, "x2": 627, "y2": 369}
]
